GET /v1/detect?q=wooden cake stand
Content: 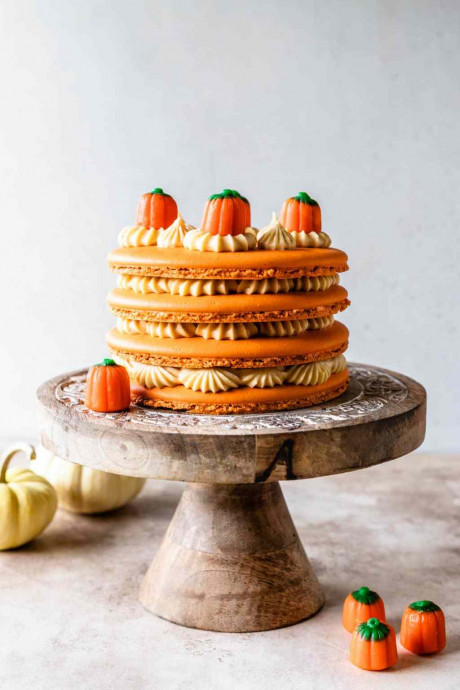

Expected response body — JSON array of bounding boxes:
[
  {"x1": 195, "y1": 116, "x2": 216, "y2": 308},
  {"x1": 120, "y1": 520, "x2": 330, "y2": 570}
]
[{"x1": 37, "y1": 363, "x2": 426, "y2": 633}]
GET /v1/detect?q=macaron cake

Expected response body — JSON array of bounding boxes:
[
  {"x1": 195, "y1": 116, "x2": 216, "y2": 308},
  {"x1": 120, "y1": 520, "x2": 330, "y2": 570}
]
[{"x1": 107, "y1": 188, "x2": 350, "y2": 413}]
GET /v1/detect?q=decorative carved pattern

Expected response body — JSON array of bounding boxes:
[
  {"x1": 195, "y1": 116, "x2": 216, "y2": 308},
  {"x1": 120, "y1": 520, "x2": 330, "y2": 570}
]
[{"x1": 54, "y1": 364, "x2": 409, "y2": 433}]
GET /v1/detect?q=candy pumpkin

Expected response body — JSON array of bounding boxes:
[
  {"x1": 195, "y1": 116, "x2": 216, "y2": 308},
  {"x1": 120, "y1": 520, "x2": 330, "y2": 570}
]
[
  {"x1": 350, "y1": 618, "x2": 398, "y2": 671},
  {"x1": 33, "y1": 446, "x2": 146, "y2": 514},
  {"x1": 400, "y1": 600, "x2": 446, "y2": 655},
  {"x1": 202, "y1": 189, "x2": 250, "y2": 236},
  {"x1": 136, "y1": 187, "x2": 178, "y2": 230},
  {"x1": 280, "y1": 191, "x2": 322, "y2": 233},
  {"x1": 343, "y1": 586, "x2": 386, "y2": 632},
  {"x1": 0, "y1": 443, "x2": 57, "y2": 550},
  {"x1": 85, "y1": 359, "x2": 131, "y2": 413}
]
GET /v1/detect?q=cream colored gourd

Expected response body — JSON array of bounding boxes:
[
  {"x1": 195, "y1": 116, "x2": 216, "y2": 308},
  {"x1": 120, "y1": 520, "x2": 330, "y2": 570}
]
[
  {"x1": 0, "y1": 443, "x2": 58, "y2": 550},
  {"x1": 33, "y1": 446, "x2": 146, "y2": 514}
]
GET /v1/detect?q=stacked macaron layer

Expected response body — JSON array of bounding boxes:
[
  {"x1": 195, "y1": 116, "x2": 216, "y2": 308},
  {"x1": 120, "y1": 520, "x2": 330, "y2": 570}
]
[{"x1": 106, "y1": 189, "x2": 350, "y2": 413}]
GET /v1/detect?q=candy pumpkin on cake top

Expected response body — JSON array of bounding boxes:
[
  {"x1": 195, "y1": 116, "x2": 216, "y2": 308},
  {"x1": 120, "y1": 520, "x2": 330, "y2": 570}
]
[
  {"x1": 279, "y1": 192, "x2": 331, "y2": 248},
  {"x1": 280, "y1": 191, "x2": 321, "y2": 233},
  {"x1": 184, "y1": 189, "x2": 256, "y2": 252},
  {"x1": 202, "y1": 189, "x2": 250, "y2": 236},
  {"x1": 136, "y1": 187, "x2": 178, "y2": 230}
]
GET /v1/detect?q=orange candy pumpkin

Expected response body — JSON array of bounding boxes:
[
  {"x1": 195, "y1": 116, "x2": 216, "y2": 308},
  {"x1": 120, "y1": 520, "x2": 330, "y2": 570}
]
[
  {"x1": 350, "y1": 618, "x2": 398, "y2": 671},
  {"x1": 280, "y1": 191, "x2": 322, "y2": 233},
  {"x1": 400, "y1": 600, "x2": 446, "y2": 655},
  {"x1": 342, "y1": 586, "x2": 386, "y2": 633},
  {"x1": 201, "y1": 189, "x2": 250, "y2": 236},
  {"x1": 85, "y1": 359, "x2": 131, "y2": 413},
  {"x1": 136, "y1": 187, "x2": 178, "y2": 230}
]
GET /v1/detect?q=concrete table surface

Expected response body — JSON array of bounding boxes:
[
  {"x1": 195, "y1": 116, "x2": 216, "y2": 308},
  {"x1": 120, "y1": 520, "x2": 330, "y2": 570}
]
[{"x1": 0, "y1": 451, "x2": 458, "y2": 690}]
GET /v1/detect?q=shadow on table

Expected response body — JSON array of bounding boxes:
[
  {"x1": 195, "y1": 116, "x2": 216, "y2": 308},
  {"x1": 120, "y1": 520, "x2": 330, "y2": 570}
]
[{"x1": 7, "y1": 483, "x2": 182, "y2": 555}]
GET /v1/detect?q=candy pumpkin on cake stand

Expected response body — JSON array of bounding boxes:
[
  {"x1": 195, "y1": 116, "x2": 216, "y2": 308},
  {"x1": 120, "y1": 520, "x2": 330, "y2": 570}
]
[{"x1": 85, "y1": 358, "x2": 131, "y2": 413}]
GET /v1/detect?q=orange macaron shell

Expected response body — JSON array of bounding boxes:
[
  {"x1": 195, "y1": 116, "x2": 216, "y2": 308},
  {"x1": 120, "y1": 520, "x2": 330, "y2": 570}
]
[
  {"x1": 108, "y1": 285, "x2": 349, "y2": 323},
  {"x1": 107, "y1": 321, "x2": 349, "y2": 368},
  {"x1": 108, "y1": 246, "x2": 349, "y2": 279}
]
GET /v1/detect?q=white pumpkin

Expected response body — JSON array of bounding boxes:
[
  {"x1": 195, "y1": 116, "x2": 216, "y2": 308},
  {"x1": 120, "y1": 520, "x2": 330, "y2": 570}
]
[
  {"x1": 33, "y1": 446, "x2": 146, "y2": 514},
  {"x1": 0, "y1": 444, "x2": 58, "y2": 550}
]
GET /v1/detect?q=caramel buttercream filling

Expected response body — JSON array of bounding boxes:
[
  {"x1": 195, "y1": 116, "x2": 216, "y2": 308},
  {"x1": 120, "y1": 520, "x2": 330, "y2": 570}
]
[
  {"x1": 117, "y1": 273, "x2": 339, "y2": 296},
  {"x1": 118, "y1": 226, "x2": 160, "y2": 247},
  {"x1": 116, "y1": 315, "x2": 334, "y2": 340},
  {"x1": 116, "y1": 354, "x2": 346, "y2": 392},
  {"x1": 290, "y1": 230, "x2": 331, "y2": 248},
  {"x1": 257, "y1": 213, "x2": 296, "y2": 251},
  {"x1": 157, "y1": 214, "x2": 194, "y2": 248},
  {"x1": 183, "y1": 227, "x2": 257, "y2": 252}
]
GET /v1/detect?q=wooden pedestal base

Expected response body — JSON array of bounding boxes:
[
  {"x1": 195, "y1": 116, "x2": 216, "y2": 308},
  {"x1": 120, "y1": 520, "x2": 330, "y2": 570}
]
[
  {"x1": 39, "y1": 364, "x2": 426, "y2": 633},
  {"x1": 139, "y1": 482, "x2": 324, "y2": 632}
]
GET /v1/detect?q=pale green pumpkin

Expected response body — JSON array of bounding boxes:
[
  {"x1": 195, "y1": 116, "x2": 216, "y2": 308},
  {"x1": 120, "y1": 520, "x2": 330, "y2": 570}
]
[
  {"x1": 0, "y1": 444, "x2": 58, "y2": 550},
  {"x1": 33, "y1": 446, "x2": 146, "y2": 514}
]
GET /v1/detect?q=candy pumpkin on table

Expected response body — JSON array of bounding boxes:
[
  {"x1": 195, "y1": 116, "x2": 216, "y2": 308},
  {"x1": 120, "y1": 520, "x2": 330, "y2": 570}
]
[
  {"x1": 85, "y1": 359, "x2": 131, "y2": 413},
  {"x1": 136, "y1": 187, "x2": 178, "y2": 230},
  {"x1": 343, "y1": 586, "x2": 386, "y2": 632},
  {"x1": 280, "y1": 191, "x2": 322, "y2": 233},
  {"x1": 400, "y1": 600, "x2": 446, "y2": 655},
  {"x1": 350, "y1": 618, "x2": 398, "y2": 671},
  {"x1": 202, "y1": 189, "x2": 250, "y2": 236},
  {"x1": 0, "y1": 444, "x2": 57, "y2": 550}
]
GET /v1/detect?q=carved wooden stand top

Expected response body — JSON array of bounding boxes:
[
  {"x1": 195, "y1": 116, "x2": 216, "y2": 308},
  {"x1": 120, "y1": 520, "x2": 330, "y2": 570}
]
[{"x1": 37, "y1": 363, "x2": 426, "y2": 484}]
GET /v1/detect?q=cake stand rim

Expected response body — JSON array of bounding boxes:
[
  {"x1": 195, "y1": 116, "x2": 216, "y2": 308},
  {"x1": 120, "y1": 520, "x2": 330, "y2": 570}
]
[
  {"x1": 36, "y1": 361, "x2": 426, "y2": 437},
  {"x1": 36, "y1": 361, "x2": 426, "y2": 481}
]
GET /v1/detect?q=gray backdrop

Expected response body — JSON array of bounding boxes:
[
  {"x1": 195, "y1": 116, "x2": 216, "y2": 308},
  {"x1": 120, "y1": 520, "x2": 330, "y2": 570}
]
[{"x1": 1, "y1": 0, "x2": 459, "y2": 450}]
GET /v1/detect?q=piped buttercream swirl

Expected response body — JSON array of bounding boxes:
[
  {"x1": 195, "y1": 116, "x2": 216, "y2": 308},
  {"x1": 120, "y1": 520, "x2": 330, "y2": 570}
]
[
  {"x1": 183, "y1": 228, "x2": 257, "y2": 252},
  {"x1": 116, "y1": 315, "x2": 334, "y2": 340},
  {"x1": 259, "y1": 320, "x2": 308, "y2": 337},
  {"x1": 145, "y1": 322, "x2": 196, "y2": 338},
  {"x1": 236, "y1": 367, "x2": 287, "y2": 388},
  {"x1": 157, "y1": 214, "x2": 193, "y2": 249},
  {"x1": 117, "y1": 273, "x2": 338, "y2": 296},
  {"x1": 195, "y1": 322, "x2": 258, "y2": 340},
  {"x1": 116, "y1": 354, "x2": 347, "y2": 390},
  {"x1": 118, "y1": 226, "x2": 160, "y2": 247},
  {"x1": 257, "y1": 213, "x2": 296, "y2": 251},
  {"x1": 237, "y1": 278, "x2": 293, "y2": 294},
  {"x1": 290, "y1": 230, "x2": 332, "y2": 248},
  {"x1": 178, "y1": 368, "x2": 241, "y2": 393},
  {"x1": 327, "y1": 353, "x2": 347, "y2": 374},
  {"x1": 126, "y1": 361, "x2": 179, "y2": 388},
  {"x1": 285, "y1": 361, "x2": 331, "y2": 386},
  {"x1": 116, "y1": 318, "x2": 195, "y2": 338},
  {"x1": 117, "y1": 274, "x2": 238, "y2": 296},
  {"x1": 293, "y1": 274, "x2": 339, "y2": 291}
]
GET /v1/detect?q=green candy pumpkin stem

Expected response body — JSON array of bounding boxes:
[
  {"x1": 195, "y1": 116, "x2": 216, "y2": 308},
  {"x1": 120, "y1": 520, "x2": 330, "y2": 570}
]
[
  {"x1": 409, "y1": 600, "x2": 441, "y2": 612},
  {"x1": 0, "y1": 443, "x2": 36, "y2": 483},
  {"x1": 352, "y1": 586, "x2": 380, "y2": 605},
  {"x1": 209, "y1": 189, "x2": 245, "y2": 200},
  {"x1": 150, "y1": 187, "x2": 164, "y2": 195},
  {"x1": 294, "y1": 191, "x2": 319, "y2": 206},
  {"x1": 356, "y1": 618, "x2": 390, "y2": 641},
  {"x1": 97, "y1": 358, "x2": 117, "y2": 367}
]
